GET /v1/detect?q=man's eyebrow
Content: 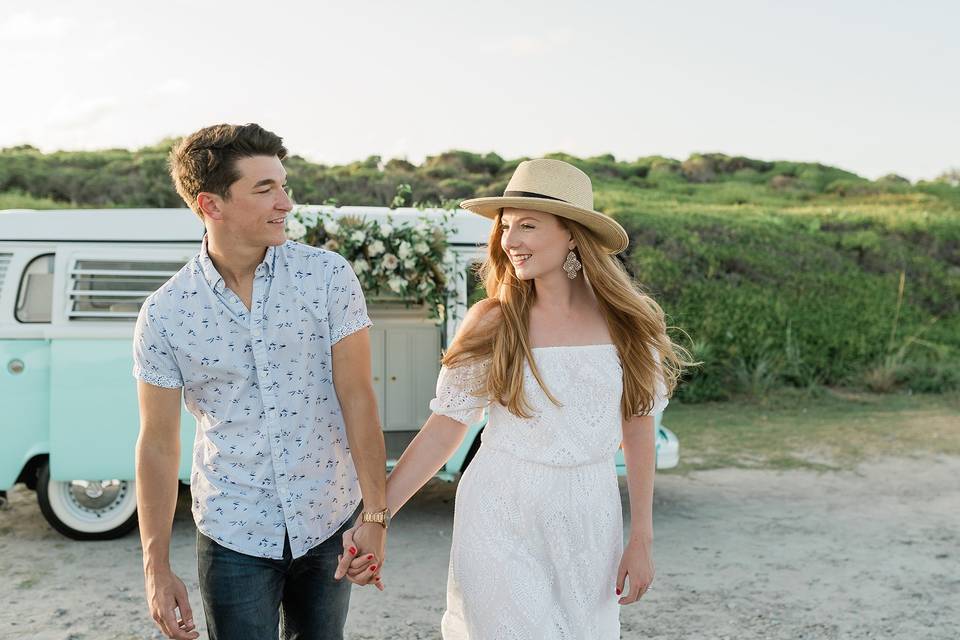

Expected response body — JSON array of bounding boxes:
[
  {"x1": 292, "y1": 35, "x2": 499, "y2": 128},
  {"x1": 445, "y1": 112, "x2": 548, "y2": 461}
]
[{"x1": 252, "y1": 176, "x2": 288, "y2": 188}]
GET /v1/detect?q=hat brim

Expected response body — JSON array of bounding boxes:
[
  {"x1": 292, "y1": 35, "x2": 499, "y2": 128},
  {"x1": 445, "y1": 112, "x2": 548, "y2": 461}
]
[{"x1": 460, "y1": 196, "x2": 629, "y2": 254}]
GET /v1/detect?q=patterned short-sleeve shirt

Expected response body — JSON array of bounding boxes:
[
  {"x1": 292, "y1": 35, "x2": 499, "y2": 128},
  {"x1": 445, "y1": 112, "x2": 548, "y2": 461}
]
[{"x1": 133, "y1": 237, "x2": 372, "y2": 559}]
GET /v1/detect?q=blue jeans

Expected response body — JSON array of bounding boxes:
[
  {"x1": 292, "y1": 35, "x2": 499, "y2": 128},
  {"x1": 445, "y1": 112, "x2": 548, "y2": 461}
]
[{"x1": 197, "y1": 519, "x2": 353, "y2": 640}]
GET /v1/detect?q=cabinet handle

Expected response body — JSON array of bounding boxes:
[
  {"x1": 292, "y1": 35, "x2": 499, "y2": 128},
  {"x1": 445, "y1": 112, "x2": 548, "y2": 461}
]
[
  {"x1": 8, "y1": 359, "x2": 24, "y2": 374},
  {"x1": 373, "y1": 376, "x2": 380, "y2": 382},
  {"x1": 390, "y1": 376, "x2": 397, "y2": 382}
]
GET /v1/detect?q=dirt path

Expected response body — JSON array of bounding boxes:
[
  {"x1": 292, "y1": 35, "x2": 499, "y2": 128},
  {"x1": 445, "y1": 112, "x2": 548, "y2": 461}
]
[{"x1": 1, "y1": 455, "x2": 957, "y2": 639}]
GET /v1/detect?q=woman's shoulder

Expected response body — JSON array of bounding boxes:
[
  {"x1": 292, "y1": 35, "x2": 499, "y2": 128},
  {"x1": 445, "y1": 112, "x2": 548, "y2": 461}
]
[{"x1": 459, "y1": 298, "x2": 502, "y2": 334}]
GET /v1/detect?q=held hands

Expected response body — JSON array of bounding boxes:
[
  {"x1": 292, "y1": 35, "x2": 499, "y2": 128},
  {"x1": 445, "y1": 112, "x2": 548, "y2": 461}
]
[
  {"x1": 616, "y1": 536, "x2": 655, "y2": 605},
  {"x1": 334, "y1": 520, "x2": 387, "y2": 590},
  {"x1": 144, "y1": 567, "x2": 199, "y2": 639}
]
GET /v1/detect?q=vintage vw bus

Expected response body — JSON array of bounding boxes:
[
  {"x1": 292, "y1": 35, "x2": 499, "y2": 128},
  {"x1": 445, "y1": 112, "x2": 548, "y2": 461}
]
[{"x1": 0, "y1": 207, "x2": 679, "y2": 540}]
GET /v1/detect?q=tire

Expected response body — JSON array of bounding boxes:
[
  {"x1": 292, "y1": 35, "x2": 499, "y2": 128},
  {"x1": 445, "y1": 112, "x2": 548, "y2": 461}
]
[{"x1": 36, "y1": 462, "x2": 139, "y2": 540}]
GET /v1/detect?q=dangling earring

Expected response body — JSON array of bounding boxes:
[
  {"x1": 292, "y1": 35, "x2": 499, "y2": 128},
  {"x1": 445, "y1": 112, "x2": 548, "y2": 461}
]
[{"x1": 562, "y1": 250, "x2": 582, "y2": 279}]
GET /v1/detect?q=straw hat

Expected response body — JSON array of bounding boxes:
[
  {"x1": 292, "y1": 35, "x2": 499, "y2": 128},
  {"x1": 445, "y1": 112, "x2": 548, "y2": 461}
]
[{"x1": 460, "y1": 158, "x2": 629, "y2": 254}]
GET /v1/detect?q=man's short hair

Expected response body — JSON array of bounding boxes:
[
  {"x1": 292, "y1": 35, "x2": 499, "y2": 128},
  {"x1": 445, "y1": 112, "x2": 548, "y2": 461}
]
[{"x1": 169, "y1": 123, "x2": 288, "y2": 218}]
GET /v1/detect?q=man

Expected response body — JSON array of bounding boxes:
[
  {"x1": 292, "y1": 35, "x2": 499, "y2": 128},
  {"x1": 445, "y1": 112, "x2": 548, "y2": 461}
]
[{"x1": 134, "y1": 123, "x2": 386, "y2": 640}]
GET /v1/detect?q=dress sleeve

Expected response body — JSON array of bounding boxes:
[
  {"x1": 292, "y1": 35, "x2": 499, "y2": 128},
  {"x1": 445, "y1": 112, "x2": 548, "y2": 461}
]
[{"x1": 428, "y1": 359, "x2": 490, "y2": 426}]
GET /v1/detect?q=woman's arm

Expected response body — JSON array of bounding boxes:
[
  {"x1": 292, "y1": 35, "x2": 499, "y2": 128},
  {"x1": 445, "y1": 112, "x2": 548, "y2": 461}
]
[
  {"x1": 334, "y1": 412, "x2": 468, "y2": 586},
  {"x1": 621, "y1": 413, "x2": 657, "y2": 541},
  {"x1": 387, "y1": 413, "x2": 468, "y2": 515},
  {"x1": 617, "y1": 413, "x2": 657, "y2": 604}
]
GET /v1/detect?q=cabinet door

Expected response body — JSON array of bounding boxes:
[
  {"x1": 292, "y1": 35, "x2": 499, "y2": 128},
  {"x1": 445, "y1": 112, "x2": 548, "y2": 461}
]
[
  {"x1": 369, "y1": 326, "x2": 386, "y2": 428},
  {"x1": 383, "y1": 327, "x2": 441, "y2": 431}
]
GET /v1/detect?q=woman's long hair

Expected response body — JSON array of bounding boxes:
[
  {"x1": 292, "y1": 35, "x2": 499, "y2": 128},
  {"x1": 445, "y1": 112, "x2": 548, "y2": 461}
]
[{"x1": 443, "y1": 211, "x2": 696, "y2": 419}]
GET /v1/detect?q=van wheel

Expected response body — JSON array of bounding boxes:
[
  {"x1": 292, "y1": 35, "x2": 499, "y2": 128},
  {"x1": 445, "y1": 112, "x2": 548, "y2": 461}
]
[{"x1": 36, "y1": 462, "x2": 138, "y2": 540}]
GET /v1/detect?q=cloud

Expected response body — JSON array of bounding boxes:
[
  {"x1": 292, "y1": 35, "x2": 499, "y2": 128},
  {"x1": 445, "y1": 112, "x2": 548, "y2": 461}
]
[
  {"x1": 46, "y1": 96, "x2": 119, "y2": 130},
  {"x1": 0, "y1": 11, "x2": 69, "y2": 41},
  {"x1": 481, "y1": 29, "x2": 574, "y2": 56},
  {"x1": 149, "y1": 78, "x2": 190, "y2": 98}
]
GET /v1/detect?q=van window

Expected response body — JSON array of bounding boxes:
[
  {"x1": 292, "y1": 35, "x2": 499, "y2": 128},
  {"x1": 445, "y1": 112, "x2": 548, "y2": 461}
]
[
  {"x1": 68, "y1": 258, "x2": 186, "y2": 321},
  {"x1": 16, "y1": 254, "x2": 55, "y2": 323}
]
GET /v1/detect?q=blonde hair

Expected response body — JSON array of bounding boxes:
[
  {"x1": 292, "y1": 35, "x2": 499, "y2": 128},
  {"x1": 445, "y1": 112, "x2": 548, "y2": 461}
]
[{"x1": 443, "y1": 212, "x2": 696, "y2": 419}]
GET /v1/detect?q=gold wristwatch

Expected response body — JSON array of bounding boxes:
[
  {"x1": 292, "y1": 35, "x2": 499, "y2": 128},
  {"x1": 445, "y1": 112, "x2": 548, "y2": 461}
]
[{"x1": 361, "y1": 507, "x2": 391, "y2": 530}]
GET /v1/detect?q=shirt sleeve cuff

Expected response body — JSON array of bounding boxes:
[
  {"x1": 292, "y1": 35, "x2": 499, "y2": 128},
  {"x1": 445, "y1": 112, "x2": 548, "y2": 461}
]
[
  {"x1": 330, "y1": 317, "x2": 373, "y2": 346},
  {"x1": 132, "y1": 365, "x2": 183, "y2": 388}
]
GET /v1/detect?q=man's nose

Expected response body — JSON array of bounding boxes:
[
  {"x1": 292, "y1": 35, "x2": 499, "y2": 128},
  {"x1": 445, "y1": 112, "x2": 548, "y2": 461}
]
[{"x1": 278, "y1": 188, "x2": 294, "y2": 211}]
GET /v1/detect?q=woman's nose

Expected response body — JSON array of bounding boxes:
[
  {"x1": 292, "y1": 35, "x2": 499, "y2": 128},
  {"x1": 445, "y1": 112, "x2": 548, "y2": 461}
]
[{"x1": 502, "y1": 227, "x2": 518, "y2": 248}]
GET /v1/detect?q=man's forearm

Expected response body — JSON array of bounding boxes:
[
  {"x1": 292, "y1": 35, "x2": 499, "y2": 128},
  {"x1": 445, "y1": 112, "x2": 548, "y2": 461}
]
[
  {"x1": 340, "y1": 388, "x2": 387, "y2": 510},
  {"x1": 135, "y1": 435, "x2": 181, "y2": 572}
]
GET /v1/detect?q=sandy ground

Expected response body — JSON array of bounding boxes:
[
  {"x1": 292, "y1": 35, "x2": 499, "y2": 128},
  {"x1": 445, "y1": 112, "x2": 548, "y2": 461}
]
[{"x1": 1, "y1": 455, "x2": 958, "y2": 640}]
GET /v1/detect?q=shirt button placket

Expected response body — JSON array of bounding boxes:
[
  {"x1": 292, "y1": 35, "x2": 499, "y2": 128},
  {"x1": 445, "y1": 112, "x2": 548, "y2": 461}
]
[{"x1": 252, "y1": 273, "x2": 296, "y2": 551}]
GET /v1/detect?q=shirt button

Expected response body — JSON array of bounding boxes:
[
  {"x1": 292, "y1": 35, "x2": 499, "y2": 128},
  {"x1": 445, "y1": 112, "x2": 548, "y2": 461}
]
[{"x1": 251, "y1": 328, "x2": 262, "y2": 338}]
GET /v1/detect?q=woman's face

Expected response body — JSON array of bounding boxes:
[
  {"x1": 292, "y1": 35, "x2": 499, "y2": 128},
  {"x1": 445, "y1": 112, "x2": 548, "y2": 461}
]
[{"x1": 499, "y1": 207, "x2": 574, "y2": 281}]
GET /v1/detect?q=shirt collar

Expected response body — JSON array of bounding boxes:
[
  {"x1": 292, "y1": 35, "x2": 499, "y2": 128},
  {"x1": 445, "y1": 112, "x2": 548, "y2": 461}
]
[{"x1": 199, "y1": 235, "x2": 279, "y2": 294}]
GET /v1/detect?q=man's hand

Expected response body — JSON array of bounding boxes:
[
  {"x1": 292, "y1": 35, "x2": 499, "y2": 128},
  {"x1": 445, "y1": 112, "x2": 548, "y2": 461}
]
[
  {"x1": 145, "y1": 567, "x2": 198, "y2": 639},
  {"x1": 334, "y1": 522, "x2": 387, "y2": 590}
]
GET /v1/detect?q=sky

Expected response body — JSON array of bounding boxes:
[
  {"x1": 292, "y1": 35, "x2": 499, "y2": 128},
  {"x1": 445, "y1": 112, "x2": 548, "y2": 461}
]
[{"x1": 1, "y1": 0, "x2": 957, "y2": 181}]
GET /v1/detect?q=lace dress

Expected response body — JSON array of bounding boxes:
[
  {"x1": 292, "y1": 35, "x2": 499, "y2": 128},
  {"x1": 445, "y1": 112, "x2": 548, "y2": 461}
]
[{"x1": 428, "y1": 344, "x2": 668, "y2": 639}]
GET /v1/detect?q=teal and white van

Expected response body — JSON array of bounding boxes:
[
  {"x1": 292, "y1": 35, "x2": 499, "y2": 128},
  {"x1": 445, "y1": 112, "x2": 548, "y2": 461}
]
[{"x1": 0, "y1": 207, "x2": 679, "y2": 540}]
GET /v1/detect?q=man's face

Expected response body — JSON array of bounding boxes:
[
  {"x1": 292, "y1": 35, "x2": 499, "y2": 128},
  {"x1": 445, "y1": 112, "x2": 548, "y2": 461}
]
[{"x1": 206, "y1": 154, "x2": 293, "y2": 247}]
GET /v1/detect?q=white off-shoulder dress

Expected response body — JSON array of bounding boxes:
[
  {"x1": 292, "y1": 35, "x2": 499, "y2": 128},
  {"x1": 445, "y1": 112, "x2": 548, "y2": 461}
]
[{"x1": 428, "y1": 344, "x2": 668, "y2": 640}]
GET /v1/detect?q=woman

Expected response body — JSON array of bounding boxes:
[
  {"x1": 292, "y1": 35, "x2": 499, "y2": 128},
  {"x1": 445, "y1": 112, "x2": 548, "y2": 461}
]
[{"x1": 344, "y1": 158, "x2": 691, "y2": 637}]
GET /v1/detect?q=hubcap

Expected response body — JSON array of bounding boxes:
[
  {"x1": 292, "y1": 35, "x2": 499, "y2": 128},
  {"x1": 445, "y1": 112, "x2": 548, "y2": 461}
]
[{"x1": 67, "y1": 480, "x2": 124, "y2": 512}]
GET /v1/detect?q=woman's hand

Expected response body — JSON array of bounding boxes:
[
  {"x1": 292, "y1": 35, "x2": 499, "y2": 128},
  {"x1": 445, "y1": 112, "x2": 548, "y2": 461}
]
[
  {"x1": 335, "y1": 521, "x2": 386, "y2": 591},
  {"x1": 616, "y1": 536, "x2": 654, "y2": 605}
]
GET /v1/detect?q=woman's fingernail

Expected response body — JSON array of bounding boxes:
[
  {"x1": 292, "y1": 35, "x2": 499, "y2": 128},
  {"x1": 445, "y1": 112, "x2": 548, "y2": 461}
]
[
  {"x1": 349, "y1": 546, "x2": 357, "y2": 555},
  {"x1": 616, "y1": 588, "x2": 621, "y2": 595},
  {"x1": 367, "y1": 554, "x2": 374, "y2": 560},
  {"x1": 370, "y1": 565, "x2": 377, "y2": 571}
]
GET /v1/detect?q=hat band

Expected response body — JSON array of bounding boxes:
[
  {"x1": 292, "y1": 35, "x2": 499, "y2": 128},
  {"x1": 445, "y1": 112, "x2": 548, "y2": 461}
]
[{"x1": 503, "y1": 190, "x2": 568, "y2": 203}]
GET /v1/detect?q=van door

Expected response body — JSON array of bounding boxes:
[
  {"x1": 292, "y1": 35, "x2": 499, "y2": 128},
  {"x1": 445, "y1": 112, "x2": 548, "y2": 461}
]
[
  {"x1": 47, "y1": 246, "x2": 196, "y2": 482},
  {"x1": 0, "y1": 249, "x2": 55, "y2": 491}
]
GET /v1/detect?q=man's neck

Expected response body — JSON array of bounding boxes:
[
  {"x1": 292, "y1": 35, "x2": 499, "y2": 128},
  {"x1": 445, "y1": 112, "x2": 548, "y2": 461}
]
[{"x1": 206, "y1": 234, "x2": 267, "y2": 286}]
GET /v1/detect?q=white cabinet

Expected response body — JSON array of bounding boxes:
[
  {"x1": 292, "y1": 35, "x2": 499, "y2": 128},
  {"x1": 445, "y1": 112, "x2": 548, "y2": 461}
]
[{"x1": 368, "y1": 315, "x2": 441, "y2": 432}]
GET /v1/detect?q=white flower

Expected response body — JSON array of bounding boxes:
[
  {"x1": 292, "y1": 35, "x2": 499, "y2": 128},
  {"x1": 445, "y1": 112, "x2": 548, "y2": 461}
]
[
  {"x1": 379, "y1": 223, "x2": 393, "y2": 236},
  {"x1": 352, "y1": 259, "x2": 369, "y2": 274},
  {"x1": 398, "y1": 241, "x2": 413, "y2": 260},
  {"x1": 323, "y1": 219, "x2": 340, "y2": 235},
  {"x1": 442, "y1": 249, "x2": 456, "y2": 266},
  {"x1": 415, "y1": 222, "x2": 429, "y2": 233},
  {"x1": 368, "y1": 240, "x2": 385, "y2": 256},
  {"x1": 285, "y1": 218, "x2": 307, "y2": 241},
  {"x1": 388, "y1": 277, "x2": 406, "y2": 293},
  {"x1": 403, "y1": 259, "x2": 416, "y2": 270},
  {"x1": 414, "y1": 241, "x2": 429, "y2": 255},
  {"x1": 418, "y1": 281, "x2": 430, "y2": 293},
  {"x1": 350, "y1": 230, "x2": 366, "y2": 244},
  {"x1": 323, "y1": 239, "x2": 340, "y2": 252},
  {"x1": 382, "y1": 253, "x2": 399, "y2": 271}
]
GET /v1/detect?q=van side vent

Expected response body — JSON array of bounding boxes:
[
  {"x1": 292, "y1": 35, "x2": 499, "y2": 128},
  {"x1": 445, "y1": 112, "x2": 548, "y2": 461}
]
[
  {"x1": 68, "y1": 259, "x2": 186, "y2": 321},
  {"x1": 0, "y1": 253, "x2": 10, "y2": 290}
]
